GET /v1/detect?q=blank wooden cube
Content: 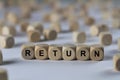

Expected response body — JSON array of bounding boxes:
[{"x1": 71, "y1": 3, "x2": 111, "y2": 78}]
[
  {"x1": 6, "y1": 12, "x2": 18, "y2": 25},
  {"x1": 21, "y1": 44, "x2": 35, "y2": 60},
  {"x1": 63, "y1": 44, "x2": 76, "y2": 60},
  {"x1": 69, "y1": 20, "x2": 79, "y2": 31},
  {"x1": 76, "y1": 45, "x2": 90, "y2": 60},
  {"x1": 44, "y1": 29, "x2": 57, "y2": 40},
  {"x1": 20, "y1": 21, "x2": 29, "y2": 32},
  {"x1": 113, "y1": 54, "x2": 120, "y2": 71},
  {"x1": 112, "y1": 19, "x2": 120, "y2": 29},
  {"x1": 73, "y1": 31, "x2": 86, "y2": 43},
  {"x1": 48, "y1": 44, "x2": 62, "y2": 60},
  {"x1": 50, "y1": 22, "x2": 61, "y2": 33},
  {"x1": 43, "y1": 13, "x2": 51, "y2": 22},
  {"x1": 90, "y1": 24, "x2": 109, "y2": 36},
  {"x1": 99, "y1": 32, "x2": 112, "y2": 46},
  {"x1": 27, "y1": 23, "x2": 43, "y2": 34},
  {"x1": 0, "y1": 68, "x2": 8, "y2": 80},
  {"x1": 35, "y1": 44, "x2": 48, "y2": 60},
  {"x1": 0, "y1": 50, "x2": 3, "y2": 65},
  {"x1": 85, "y1": 16, "x2": 95, "y2": 26},
  {"x1": 118, "y1": 38, "x2": 120, "y2": 50},
  {"x1": 0, "y1": 35, "x2": 15, "y2": 48},
  {"x1": 50, "y1": 13, "x2": 60, "y2": 22},
  {"x1": 90, "y1": 44, "x2": 104, "y2": 61},
  {"x1": 21, "y1": 7, "x2": 31, "y2": 19},
  {"x1": 27, "y1": 30, "x2": 41, "y2": 42},
  {"x1": 2, "y1": 25, "x2": 16, "y2": 36}
]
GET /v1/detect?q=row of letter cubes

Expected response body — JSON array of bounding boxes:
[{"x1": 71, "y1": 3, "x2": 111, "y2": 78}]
[{"x1": 21, "y1": 44, "x2": 104, "y2": 61}]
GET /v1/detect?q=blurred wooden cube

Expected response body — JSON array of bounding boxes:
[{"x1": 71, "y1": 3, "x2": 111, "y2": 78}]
[
  {"x1": 113, "y1": 54, "x2": 120, "y2": 71},
  {"x1": 0, "y1": 35, "x2": 15, "y2": 48},
  {"x1": 99, "y1": 32, "x2": 112, "y2": 46},
  {"x1": 50, "y1": 22, "x2": 61, "y2": 33},
  {"x1": 0, "y1": 68, "x2": 8, "y2": 80},
  {"x1": 2, "y1": 25, "x2": 16, "y2": 36},
  {"x1": 44, "y1": 29, "x2": 57, "y2": 40},
  {"x1": 0, "y1": 50, "x2": 2, "y2": 65},
  {"x1": 27, "y1": 30, "x2": 41, "y2": 42},
  {"x1": 73, "y1": 31, "x2": 86, "y2": 43},
  {"x1": 35, "y1": 44, "x2": 49, "y2": 60},
  {"x1": 69, "y1": 20, "x2": 79, "y2": 31}
]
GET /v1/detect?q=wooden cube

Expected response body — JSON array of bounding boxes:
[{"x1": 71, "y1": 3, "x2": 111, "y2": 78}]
[
  {"x1": 50, "y1": 22, "x2": 61, "y2": 33},
  {"x1": 62, "y1": 44, "x2": 76, "y2": 60},
  {"x1": 0, "y1": 20, "x2": 4, "y2": 35},
  {"x1": 90, "y1": 44, "x2": 104, "y2": 61},
  {"x1": 69, "y1": 20, "x2": 79, "y2": 31},
  {"x1": 27, "y1": 23, "x2": 43, "y2": 34},
  {"x1": 118, "y1": 38, "x2": 120, "y2": 50},
  {"x1": 113, "y1": 54, "x2": 120, "y2": 71},
  {"x1": 20, "y1": 21, "x2": 29, "y2": 32},
  {"x1": 76, "y1": 45, "x2": 90, "y2": 60},
  {"x1": 44, "y1": 29, "x2": 57, "y2": 40},
  {"x1": 6, "y1": 12, "x2": 18, "y2": 25},
  {"x1": 0, "y1": 50, "x2": 3, "y2": 65},
  {"x1": 48, "y1": 44, "x2": 62, "y2": 60},
  {"x1": 35, "y1": 44, "x2": 48, "y2": 60},
  {"x1": 0, "y1": 68, "x2": 8, "y2": 80},
  {"x1": 21, "y1": 7, "x2": 31, "y2": 19},
  {"x1": 2, "y1": 25, "x2": 16, "y2": 36},
  {"x1": 21, "y1": 44, "x2": 35, "y2": 60},
  {"x1": 0, "y1": 35, "x2": 15, "y2": 48},
  {"x1": 43, "y1": 13, "x2": 51, "y2": 22},
  {"x1": 50, "y1": 13, "x2": 60, "y2": 22},
  {"x1": 90, "y1": 24, "x2": 109, "y2": 36},
  {"x1": 112, "y1": 19, "x2": 120, "y2": 29},
  {"x1": 85, "y1": 16, "x2": 95, "y2": 26},
  {"x1": 73, "y1": 31, "x2": 86, "y2": 43},
  {"x1": 27, "y1": 30, "x2": 41, "y2": 42},
  {"x1": 99, "y1": 32, "x2": 112, "y2": 46}
]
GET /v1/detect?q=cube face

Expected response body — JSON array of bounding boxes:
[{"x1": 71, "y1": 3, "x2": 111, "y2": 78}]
[
  {"x1": 113, "y1": 54, "x2": 120, "y2": 71},
  {"x1": 63, "y1": 45, "x2": 76, "y2": 60},
  {"x1": 76, "y1": 46, "x2": 90, "y2": 60},
  {"x1": 27, "y1": 30, "x2": 40, "y2": 42},
  {"x1": 44, "y1": 29, "x2": 57, "y2": 40},
  {"x1": 0, "y1": 68, "x2": 8, "y2": 80},
  {"x1": 69, "y1": 21, "x2": 79, "y2": 31},
  {"x1": 22, "y1": 45, "x2": 35, "y2": 60},
  {"x1": 0, "y1": 35, "x2": 15, "y2": 48},
  {"x1": 73, "y1": 32, "x2": 86, "y2": 43},
  {"x1": 99, "y1": 32, "x2": 112, "y2": 46},
  {"x1": 0, "y1": 51, "x2": 2, "y2": 65},
  {"x1": 90, "y1": 45, "x2": 104, "y2": 61},
  {"x1": 48, "y1": 46, "x2": 62, "y2": 60},
  {"x1": 20, "y1": 22, "x2": 29, "y2": 32},
  {"x1": 35, "y1": 45, "x2": 48, "y2": 60}
]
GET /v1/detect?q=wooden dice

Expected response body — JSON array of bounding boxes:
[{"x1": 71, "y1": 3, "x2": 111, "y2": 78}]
[
  {"x1": 50, "y1": 22, "x2": 61, "y2": 33},
  {"x1": 2, "y1": 25, "x2": 16, "y2": 36},
  {"x1": 112, "y1": 19, "x2": 120, "y2": 29},
  {"x1": 44, "y1": 29, "x2": 57, "y2": 40},
  {"x1": 99, "y1": 32, "x2": 112, "y2": 46},
  {"x1": 20, "y1": 21, "x2": 29, "y2": 32},
  {"x1": 69, "y1": 20, "x2": 79, "y2": 31},
  {"x1": 27, "y1": 23, "x2": 43, "y2": 34},
  {"x1": 21, "y1": 44, "x2": 35, "y2": 60},
  {"x1": 0, "y1": 50, "x2": 3, "y2": 65},
  {"x1": 27, "y1": 30, "x2": 41, "y2": 42},
  {"x1": 35, "y1": 44, "x2": 48, "y2": 60},
  {"x1": 0, "y1": 35, "x2": 15, "y2": 48},
  {"x1": 113, "y1": 54, "x2": 120, "y2": 71},
  {"x1": 0, "y1": 68, "x2": 8, "y2": 80},
  {"x1": 63, "y1": 44, "x2": 76, "y2": 60},
  {"x1": 90, "y1": 24, "x2": 109, "y2": 36},
  {"x1": 76, "y1": 45, "x2": 90, "y2": 60},
  {"x1": 84, "y1": 16, "x2": 95, "y2": 26},
  {"x1": 118, "y1": 38, "x2": 120, "y2": 50},
  {"x1": 90, "y1": 44, "x2": 104, "y2": 61},
  {"x1": 48, "y1": 44, "x2": 62, "y2": 60},
  {"x1": 73, "y1": 31, "x2": 86, "y2": 43},
  {"x1": 6, "y1": 12, "x2": 18, "y2": 25}
]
